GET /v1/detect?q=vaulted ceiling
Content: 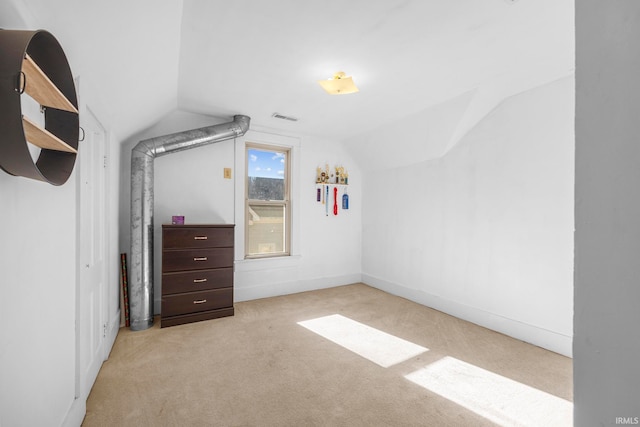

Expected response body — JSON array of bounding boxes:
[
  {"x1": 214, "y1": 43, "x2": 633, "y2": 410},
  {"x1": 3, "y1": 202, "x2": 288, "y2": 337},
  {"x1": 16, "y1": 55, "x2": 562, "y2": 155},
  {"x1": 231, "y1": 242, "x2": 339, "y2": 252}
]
[{"x1": 1, "y1": 0, "x2": 573, "y2": 141}]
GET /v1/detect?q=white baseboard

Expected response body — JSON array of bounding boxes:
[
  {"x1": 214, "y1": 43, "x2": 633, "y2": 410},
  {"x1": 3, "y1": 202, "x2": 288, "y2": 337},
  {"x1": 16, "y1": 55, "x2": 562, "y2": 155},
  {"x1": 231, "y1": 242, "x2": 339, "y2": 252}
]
[
  {"x1": 62, "y1": 309, "x2": 122, "y2": 427},
  {"x1": 62, "y1": 397, "x2": 86, "y2": 427},
  {"x1": 105, "y1": 309, "x2": 120, "y2": 359},
  {"x1": 234, "y1": 273, "x2": 362, "y2": 302},
  {"x1": 362, "y1": 274, "x2": 572, "y2": 358}
]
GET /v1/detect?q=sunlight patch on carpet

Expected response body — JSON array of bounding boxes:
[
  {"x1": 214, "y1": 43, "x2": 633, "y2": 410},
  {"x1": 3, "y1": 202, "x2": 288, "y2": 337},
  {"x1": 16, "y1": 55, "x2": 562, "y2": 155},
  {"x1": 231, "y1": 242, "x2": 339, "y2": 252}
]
[
  {"x1": 405, "y1": 356, "x2": 572, "y2": 427},
  {"x1": 298, "y1": 314, "x2": 429, "y2": 368}
]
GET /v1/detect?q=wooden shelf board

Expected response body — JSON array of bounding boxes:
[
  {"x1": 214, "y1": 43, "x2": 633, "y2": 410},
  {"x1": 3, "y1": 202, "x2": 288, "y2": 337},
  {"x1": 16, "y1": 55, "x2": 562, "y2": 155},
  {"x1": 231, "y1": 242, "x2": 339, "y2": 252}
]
[
  {"x1": 22, "y1": 54, "x2": 78, "y2": 114},
  {"x1": 23, "y1": 116, "x2": 77, "y2": 153}
]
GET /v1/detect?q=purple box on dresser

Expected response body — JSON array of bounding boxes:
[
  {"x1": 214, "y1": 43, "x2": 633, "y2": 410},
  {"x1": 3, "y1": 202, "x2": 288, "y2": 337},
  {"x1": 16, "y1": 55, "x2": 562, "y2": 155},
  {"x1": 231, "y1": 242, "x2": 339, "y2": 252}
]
[{"x1": 171, "y1": 216, "x2": 184, "y2": 225}]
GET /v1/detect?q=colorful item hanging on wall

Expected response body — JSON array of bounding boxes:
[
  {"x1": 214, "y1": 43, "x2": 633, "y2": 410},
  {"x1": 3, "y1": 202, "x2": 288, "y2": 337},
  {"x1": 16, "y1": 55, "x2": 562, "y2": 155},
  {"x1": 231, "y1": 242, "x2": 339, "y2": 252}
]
[
  {"x1": 315, "y1": 163, "x2": 350, "y2": 216},
  {"x1": 326, "y1": 185, "x2": 329, "y2": 216}
]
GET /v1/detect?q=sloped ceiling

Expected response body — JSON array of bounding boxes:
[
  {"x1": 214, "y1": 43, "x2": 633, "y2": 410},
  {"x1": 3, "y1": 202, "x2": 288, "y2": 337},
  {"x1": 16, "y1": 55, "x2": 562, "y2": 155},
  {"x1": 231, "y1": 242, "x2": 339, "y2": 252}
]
[
  {"x1": 0, "y1": 0, "x2": 184, "y2": 140},
  {"x1": 178, "y1": 0, "x2": 574, "y2": 140},
  {"x1": 0, "y1": 0, "x2": 573, "y2": 142}
]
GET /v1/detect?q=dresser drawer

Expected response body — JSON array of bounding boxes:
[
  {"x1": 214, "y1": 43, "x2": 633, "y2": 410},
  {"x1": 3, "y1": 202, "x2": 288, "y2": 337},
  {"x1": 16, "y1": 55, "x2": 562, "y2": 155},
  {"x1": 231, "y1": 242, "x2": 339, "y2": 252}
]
[
  {"x1": 162, "y1": 226, "x2": 234, "y2": 249},
  {"x1": 162, "y1": 247, "x2": 233, "y2": 272},
  {"x1": 162, "y1": 288, "x2": 233, "y2": 317},
  {"x1": 162, "y1": 267, "x2": 233, "y2": 295}
]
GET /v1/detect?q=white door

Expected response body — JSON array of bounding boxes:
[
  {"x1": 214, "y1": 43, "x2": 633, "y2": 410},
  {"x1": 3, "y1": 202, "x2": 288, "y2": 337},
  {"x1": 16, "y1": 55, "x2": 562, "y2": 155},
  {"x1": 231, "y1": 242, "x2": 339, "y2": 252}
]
[{"x1": 76, "y1": 107, "x2": 108, "y2": 400}]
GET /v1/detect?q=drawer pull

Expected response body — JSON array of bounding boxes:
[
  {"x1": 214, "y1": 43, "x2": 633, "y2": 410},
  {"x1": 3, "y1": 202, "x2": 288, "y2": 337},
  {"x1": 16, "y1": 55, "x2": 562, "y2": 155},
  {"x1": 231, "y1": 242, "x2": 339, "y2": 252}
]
[
  {"x1": 193, "y1": 278, "x2": 208, "y2": 283},
  {"x1": 193, "y1": 299, "x2": 207, "y2": 304},
  {"x1": 194, "y1": 236, "x2": 208, "y2": 240},
  {"x1": 193, "y1": 257, "x2": 208, "y2": 261}
]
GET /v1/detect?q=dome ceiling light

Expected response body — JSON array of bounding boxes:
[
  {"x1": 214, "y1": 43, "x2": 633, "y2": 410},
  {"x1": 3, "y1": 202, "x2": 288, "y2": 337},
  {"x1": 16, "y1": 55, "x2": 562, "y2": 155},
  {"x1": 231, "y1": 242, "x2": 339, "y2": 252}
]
[{"x1": 317, "y1": 71, "x2": 359, "y2": 95}]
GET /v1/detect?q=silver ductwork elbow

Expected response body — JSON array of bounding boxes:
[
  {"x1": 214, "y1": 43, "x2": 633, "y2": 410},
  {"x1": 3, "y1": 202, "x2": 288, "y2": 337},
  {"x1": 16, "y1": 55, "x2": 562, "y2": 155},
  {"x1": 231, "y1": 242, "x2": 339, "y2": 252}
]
[{"x1": 129, "y1": 114, "x2": 250, "y2": 331}]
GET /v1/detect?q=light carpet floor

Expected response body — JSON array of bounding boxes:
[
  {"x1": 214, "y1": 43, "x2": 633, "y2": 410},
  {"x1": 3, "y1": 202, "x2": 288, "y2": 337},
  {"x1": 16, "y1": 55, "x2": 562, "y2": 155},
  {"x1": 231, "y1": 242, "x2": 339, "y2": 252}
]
[{"x1": 83, "y1": 283, "x2": 572, "y2": 426}]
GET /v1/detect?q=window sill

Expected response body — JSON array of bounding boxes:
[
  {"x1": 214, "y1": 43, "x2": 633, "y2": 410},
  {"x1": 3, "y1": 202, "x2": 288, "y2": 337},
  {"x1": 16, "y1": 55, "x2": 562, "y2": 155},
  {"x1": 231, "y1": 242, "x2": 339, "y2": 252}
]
[{"x1": 235, "y1": 255, "x2": 302, "y2": 272}]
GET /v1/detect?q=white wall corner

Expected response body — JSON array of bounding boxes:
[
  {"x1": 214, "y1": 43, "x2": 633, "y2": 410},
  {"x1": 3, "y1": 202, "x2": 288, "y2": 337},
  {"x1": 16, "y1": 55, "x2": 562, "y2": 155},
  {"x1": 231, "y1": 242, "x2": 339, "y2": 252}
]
[
  {"x1": 62, "y1": 398, "x2": 86, "y2": 427},
  {"x1": 443, "y1": 71, "x2": 576, "y2": 158}
]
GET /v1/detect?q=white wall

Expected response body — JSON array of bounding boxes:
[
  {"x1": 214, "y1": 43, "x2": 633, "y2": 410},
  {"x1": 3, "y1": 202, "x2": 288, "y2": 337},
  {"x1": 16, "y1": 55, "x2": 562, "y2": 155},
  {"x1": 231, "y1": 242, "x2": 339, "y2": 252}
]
[
  {"x1": 119, "y1": 110, "x2": 227, "y2": 314},
  {"x1": 574, "y1": 1, "x2": 640, "y2": 423},
  {"x1": 356, "y1": 77, "x2": 574, "y2": 356},
  {"x1": 0, "y1": 176, "x2": 77, "y2": 426},
  {"x1": 234, "y1": 130, "x2": 362, "y2": 301},
  {"x1": 0, "y1": 6, "x2": 78, "y2": 426},
  {"x1": 0, "y1": 98, "x2": 122, "y2": 427},
  {"x1": 119, "y1": 112, "x2": 362, "y2": 313},
  {"x1": 0, "y1": 5, "x2": 122, "y2": 426}
]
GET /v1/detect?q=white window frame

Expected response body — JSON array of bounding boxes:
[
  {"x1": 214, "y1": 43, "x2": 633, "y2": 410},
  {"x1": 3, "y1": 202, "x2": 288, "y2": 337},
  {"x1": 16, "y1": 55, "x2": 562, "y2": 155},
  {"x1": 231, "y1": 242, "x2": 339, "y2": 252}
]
[
  {"x1": 244, "y1": 142, "x2": 291, "y2": 259},
  {"x1": 234, "y1": 130, "x2": 301, "y2": 267}
]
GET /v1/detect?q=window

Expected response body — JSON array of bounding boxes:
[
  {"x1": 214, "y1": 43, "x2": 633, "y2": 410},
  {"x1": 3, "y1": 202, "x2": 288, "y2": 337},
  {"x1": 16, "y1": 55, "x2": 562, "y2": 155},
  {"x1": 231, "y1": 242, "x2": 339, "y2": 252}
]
[{"x1": 245, "y1": 143, "x2": 290, "y2": 258}]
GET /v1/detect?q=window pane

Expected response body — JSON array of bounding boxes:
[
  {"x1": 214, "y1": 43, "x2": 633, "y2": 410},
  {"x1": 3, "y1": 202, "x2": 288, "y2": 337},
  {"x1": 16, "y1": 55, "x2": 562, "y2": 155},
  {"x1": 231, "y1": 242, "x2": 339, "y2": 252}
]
[
  {"x1": 248, "y1": 176, "x2": 284, "y2": 201},
  {"x1": 247, "y1": 204, "x2": 286, "y2": 255},
  {"x1": 247, "y1": 148, "x2": 285, "y2": 201}
]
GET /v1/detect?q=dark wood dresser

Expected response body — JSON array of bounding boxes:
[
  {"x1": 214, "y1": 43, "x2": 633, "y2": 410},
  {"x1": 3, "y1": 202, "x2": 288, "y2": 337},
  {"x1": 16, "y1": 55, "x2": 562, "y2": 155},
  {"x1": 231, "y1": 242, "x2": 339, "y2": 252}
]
[{"x1": 161, "y1": 224, "x2": 234, "y2": 327}]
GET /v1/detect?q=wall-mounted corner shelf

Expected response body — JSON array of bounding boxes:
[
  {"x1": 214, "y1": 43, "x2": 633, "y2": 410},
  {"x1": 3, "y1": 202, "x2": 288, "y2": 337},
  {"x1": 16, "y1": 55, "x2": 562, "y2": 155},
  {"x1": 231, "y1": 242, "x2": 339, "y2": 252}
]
[{"x1": 0, "y1": 29, "x2": 80, "y2": 185}]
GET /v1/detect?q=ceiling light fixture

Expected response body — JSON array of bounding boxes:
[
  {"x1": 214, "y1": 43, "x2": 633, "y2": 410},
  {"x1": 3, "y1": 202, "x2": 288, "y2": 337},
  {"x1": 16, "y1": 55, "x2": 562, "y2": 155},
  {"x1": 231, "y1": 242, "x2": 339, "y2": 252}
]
[{"x1": 317, "y1": 71, "x2": 359, "y2": 95}]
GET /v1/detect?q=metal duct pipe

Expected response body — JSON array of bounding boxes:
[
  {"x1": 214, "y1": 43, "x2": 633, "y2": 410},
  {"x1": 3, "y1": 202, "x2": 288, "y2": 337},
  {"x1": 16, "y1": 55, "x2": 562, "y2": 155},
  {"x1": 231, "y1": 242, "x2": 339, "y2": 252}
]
[{"x1": 129, "y1": 115, "x2": 250, "y2": 331}]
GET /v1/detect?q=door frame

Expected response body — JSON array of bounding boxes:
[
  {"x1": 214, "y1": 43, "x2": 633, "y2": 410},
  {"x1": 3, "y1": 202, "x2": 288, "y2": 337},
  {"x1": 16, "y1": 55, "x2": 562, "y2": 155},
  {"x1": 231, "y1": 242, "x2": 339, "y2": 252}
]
[{"x1": 74, "y1": 104, "x2": 109, "y2": 401}]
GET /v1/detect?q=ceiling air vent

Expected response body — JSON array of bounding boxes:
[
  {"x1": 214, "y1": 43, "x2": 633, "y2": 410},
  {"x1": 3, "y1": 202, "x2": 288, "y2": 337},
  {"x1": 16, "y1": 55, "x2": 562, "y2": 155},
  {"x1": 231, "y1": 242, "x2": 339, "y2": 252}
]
[{"x1": 272, "y1": 113, "x2": 298, "y2": 122}]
